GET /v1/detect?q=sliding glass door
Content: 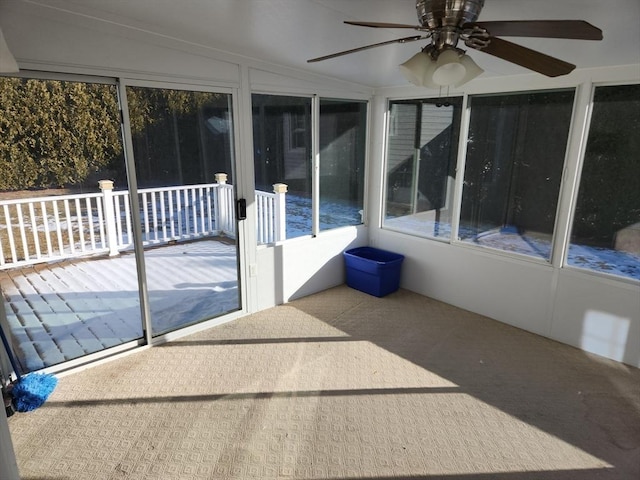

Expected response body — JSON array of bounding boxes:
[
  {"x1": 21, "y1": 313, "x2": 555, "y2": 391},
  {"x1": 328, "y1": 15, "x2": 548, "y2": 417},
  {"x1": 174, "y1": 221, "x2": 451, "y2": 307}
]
[
  {"x1": 0, "y1": 76, "x2": 142, "y2": 372},
  {"x1": 125, "y1": 85, "x2": 241, "y2": 336},
  {"x1": 0, "y1": 77, "x2": 243, "y2": 374}
]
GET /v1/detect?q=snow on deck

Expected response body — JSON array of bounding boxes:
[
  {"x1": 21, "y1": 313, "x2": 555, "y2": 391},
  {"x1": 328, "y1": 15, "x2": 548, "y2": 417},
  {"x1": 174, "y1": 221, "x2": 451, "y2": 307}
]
[
  {"x1": 384, "y1": 215, "x2": 640, "y2": 280},
  {"x1": 1, "y1": 240, "x2": 238, "y2": 372}
]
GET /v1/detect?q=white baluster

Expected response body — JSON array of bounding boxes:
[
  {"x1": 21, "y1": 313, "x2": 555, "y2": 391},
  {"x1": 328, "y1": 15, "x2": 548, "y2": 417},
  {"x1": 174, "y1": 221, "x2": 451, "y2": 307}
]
[
  {"x1": 99, "y1": 180, "x2": 119, "y2": 256},
  {"x1": 273, "y1": 183, "x2": 288, "y2": 242}
]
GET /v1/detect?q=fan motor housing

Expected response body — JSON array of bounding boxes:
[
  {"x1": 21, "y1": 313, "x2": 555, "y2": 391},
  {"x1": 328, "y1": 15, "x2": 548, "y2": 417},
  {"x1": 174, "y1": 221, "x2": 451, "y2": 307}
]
[{"x1": 417, "y1": 0, "x2": 485, "y2": 29}]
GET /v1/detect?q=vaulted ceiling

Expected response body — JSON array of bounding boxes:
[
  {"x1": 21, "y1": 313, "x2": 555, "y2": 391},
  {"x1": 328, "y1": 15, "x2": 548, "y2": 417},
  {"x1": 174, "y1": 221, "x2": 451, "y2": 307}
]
[{"x1": 3, "y1": 0, "x2": 640, "y2": 87}]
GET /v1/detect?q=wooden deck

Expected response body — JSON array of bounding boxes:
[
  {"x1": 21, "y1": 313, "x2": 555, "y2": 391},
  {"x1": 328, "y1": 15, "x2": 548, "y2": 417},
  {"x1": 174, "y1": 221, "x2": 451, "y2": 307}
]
[{"x1": 0, "y1": 239, "x2": 238, "y2": 372}]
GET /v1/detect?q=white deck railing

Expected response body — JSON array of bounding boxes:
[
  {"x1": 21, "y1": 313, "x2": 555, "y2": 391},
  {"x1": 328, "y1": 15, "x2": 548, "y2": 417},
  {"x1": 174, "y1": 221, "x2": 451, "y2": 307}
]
[
  {"x1": 256, "y1": 183, "x2": 287, "y2": 245},
  {"x1": 0, "y1": 174, "x2": 287, "y2": 269}
]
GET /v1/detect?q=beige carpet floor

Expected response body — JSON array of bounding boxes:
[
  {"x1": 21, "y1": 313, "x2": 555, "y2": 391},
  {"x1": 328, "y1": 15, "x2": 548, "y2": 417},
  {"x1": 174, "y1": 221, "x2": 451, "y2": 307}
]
[{"x1": 8, "y1": 285, "x2": 640, "y2": 479}]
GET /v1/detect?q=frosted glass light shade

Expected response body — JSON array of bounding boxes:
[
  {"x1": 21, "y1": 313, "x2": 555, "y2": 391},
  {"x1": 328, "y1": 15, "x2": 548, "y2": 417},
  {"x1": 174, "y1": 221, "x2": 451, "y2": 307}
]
[
  {"x1": 454, "y1": 54, "x2": 484, "y2": 87},
  {"x1": 0, "y1": 28, "x2": 19, "y2": 73},
  {"x1": 400, "y1": 49, "x2": 483, "y2": 88},
  {"x1": 399, "y1": 51, "x2": 433, "y2": 86},
  {"x1": 432, "y1": 49, "x2": 466, "y2": 86}
]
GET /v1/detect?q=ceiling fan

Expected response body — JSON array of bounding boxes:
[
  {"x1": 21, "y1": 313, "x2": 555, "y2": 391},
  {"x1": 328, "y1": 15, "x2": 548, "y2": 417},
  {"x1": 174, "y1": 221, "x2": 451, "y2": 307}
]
[{"x1": 307, "y1": 0, "x2": 603, "y2": 86}]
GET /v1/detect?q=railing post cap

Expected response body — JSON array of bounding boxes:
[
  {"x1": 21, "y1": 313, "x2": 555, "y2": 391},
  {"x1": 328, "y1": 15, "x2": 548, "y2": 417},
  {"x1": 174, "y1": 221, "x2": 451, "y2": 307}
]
[
  {"x1": 98, "y1": 180, "x2": 114, "y2": 190},
  {"x1": 273, "y1": 183, "x2": 288, "y2": 194},
  {"x1": 215, "y1": 173, "x2": 228, "y2": 184}
]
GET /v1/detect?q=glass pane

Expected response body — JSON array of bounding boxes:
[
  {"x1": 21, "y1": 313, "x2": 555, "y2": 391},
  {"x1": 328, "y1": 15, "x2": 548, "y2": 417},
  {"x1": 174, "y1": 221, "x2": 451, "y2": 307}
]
[
  {"x1": 319, "y1": 99, "x2": 367, "y2": 230},
  {"x1": 384, "y1": 98, "x2": 462, "y2": 239},
  {"x1": 459, "y1": 90, "x2": 575, "y2": 260},
  {"x1": 127, "y1": 86, "x2": 239, "y2": 336},
  {"x1": 568, "y1": 84, "x2": 640, "y2": 280},
  {"x1": 0, "y1": 77, "x2": 141, "y2": 372},
  {"x1": 252, "y1": 94, "x2": 312, "y2": 241}
]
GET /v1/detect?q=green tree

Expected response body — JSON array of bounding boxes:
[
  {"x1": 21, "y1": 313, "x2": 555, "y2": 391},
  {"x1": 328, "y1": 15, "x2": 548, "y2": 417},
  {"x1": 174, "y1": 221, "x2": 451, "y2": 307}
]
[
  {"x1": 0, "y1": 78, "x2": 122, "y2": 190},
  {"x1": 0, "y1": 78, "x2": 225, "y2": 191}
]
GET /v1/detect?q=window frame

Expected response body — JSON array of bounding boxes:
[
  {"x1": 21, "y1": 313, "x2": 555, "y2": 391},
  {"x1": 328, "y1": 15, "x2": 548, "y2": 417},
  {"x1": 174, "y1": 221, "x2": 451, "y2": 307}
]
[
  {"x1": 251, "y1": 91, "x2": 370, "y2": 243},
  {"x1": 382, "y1": 87, "x2": 584, "y2": 267},
  {"x1": 561, "y1": 81, "x2": 640, "y2": 284},
  {"x1": 381, "y1": 95, "x2": 465, "y2": 243},
  {"x1": 317, "y1": 97, "x2": 369, "y2": 233},
  {"x1": 455, "y1": 88, "x2": 578, "y2": 264}
]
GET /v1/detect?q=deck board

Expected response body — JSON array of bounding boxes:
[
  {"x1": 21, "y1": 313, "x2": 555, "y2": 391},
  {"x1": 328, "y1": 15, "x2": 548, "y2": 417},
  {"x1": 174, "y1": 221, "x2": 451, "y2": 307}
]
[{"x1": 1, "y1": 239, "x2": 238, "y2": 372}]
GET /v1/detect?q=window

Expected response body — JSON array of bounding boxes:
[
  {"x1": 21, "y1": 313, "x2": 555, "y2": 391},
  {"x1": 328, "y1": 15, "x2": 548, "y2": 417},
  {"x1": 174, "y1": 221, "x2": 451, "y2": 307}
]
[
  {"x1": 127, "y1": 87, "x2": 234, "y2": 188},
  {"x1": 252, "y1": 94, "x2": 312, "y2": 240},
  {"x1": 567, "y1": 84, "x2": 640, "y2": 280},
  {"x1": 459, "y1": 90, "x2": 575, "y2": 260},
  {"x1": 319, "y1": 99, "x2": 367, "y2": 229},
  {"x1": 383, "y1": 98, "x2": 462, "y2": 239},
  {"x1": 287, "y1": 111, "x2": 308, "y2": 151},
  {"x1": 252, "y1": 95, "x2": 367, "y2": 242}
]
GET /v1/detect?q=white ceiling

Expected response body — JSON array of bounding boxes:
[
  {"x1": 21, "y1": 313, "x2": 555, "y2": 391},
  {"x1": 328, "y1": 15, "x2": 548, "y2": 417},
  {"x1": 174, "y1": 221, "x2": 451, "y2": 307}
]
[{"x1": 11, "y1": 0, "x2": 640, "y2": 87}]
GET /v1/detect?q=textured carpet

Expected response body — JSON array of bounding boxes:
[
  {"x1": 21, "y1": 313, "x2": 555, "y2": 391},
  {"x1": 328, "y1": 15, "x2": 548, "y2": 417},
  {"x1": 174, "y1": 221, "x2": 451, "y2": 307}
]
[{"x1": 8, "y1": 285, "x2": 640, "y2": 479}]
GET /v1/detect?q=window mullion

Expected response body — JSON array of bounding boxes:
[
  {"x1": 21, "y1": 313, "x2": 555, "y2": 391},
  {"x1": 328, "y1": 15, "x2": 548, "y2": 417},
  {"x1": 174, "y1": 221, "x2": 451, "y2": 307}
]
[
  {"x1": 410, "y1": 103, "x2": 423, "y2": 216},
  {"x1": 550, "y1": 82, "x2": 594, "y2": 269},
  {"x1": 312, "y1": 95, "x2": 320, "y2": 237},
  {"x1": 450, "y1": 94, "x2": 471, "y2": 243},
  {"x1": 117, "y1": 79, "x2": 153, "y2": 346}
]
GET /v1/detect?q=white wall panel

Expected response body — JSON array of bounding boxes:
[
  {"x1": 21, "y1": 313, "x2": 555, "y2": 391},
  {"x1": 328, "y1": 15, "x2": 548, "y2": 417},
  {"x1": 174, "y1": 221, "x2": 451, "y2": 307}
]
[
  {"x1": 256, "y1": 227, "x2": 367, "y2": 311},
  {"x1": 372, "y1": 230, "x2": 555, "y2": 336},
  {"x1": 1, "y1": 1, "x2": 240, "y2": 84},
  {"x1": 552, "y1": 271, "x2": 639, "y2": 366}
]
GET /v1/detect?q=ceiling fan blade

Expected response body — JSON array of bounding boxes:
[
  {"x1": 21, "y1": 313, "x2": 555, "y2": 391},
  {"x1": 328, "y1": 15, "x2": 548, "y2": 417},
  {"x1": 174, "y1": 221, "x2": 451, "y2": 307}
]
[
  {"x1": 345, "y1": 21, "x2": 423, "y2": 30},
  {"x1": 473, "y1": 37, "x2": 575, "y2": 77},
  {"x1": 469, "y1": 20, "x2": 603, "y2": 40},
  {"x1": 307, "y1": 35, "x2": 427, "y2": 63}
]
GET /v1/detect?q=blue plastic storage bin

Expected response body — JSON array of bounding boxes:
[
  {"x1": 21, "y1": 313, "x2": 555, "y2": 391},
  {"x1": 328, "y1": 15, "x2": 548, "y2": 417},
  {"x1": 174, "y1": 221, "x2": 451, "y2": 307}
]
[{"x1": 343, "y1": 247, "x2": 404, "y2": 297}]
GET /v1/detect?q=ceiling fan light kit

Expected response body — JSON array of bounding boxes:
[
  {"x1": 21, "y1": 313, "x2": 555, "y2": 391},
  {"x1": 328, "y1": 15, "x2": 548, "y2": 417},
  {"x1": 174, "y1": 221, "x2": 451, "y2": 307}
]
[
  {"x1": 308, "y1": 0, "x2": 603, "y2": 87},
  {"x1": 400, "y1": 47, "x2": 484, "y2": 88}
]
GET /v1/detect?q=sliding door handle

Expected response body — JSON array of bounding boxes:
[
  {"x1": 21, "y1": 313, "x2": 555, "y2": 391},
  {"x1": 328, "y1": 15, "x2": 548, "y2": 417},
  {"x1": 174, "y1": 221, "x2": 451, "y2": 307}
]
[{"x1": 236, "y1": 198, "x2": 247, "y2": 220}]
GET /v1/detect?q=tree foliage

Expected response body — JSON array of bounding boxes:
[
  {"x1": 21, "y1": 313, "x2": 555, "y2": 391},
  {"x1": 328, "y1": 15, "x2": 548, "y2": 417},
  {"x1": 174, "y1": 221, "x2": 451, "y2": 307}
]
[
  {"x1": 127, "y1": 87, "x2": 223, "y2": 133},
  {"x1": 0, "y1": 78, "x2": 123, "y2": 191},
  {"x1": 572, "y1": 85, "x2": 640, "y2": 246},
  {"x1": 0, "y1": 78, "x2": 225, "y2": 191}
]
